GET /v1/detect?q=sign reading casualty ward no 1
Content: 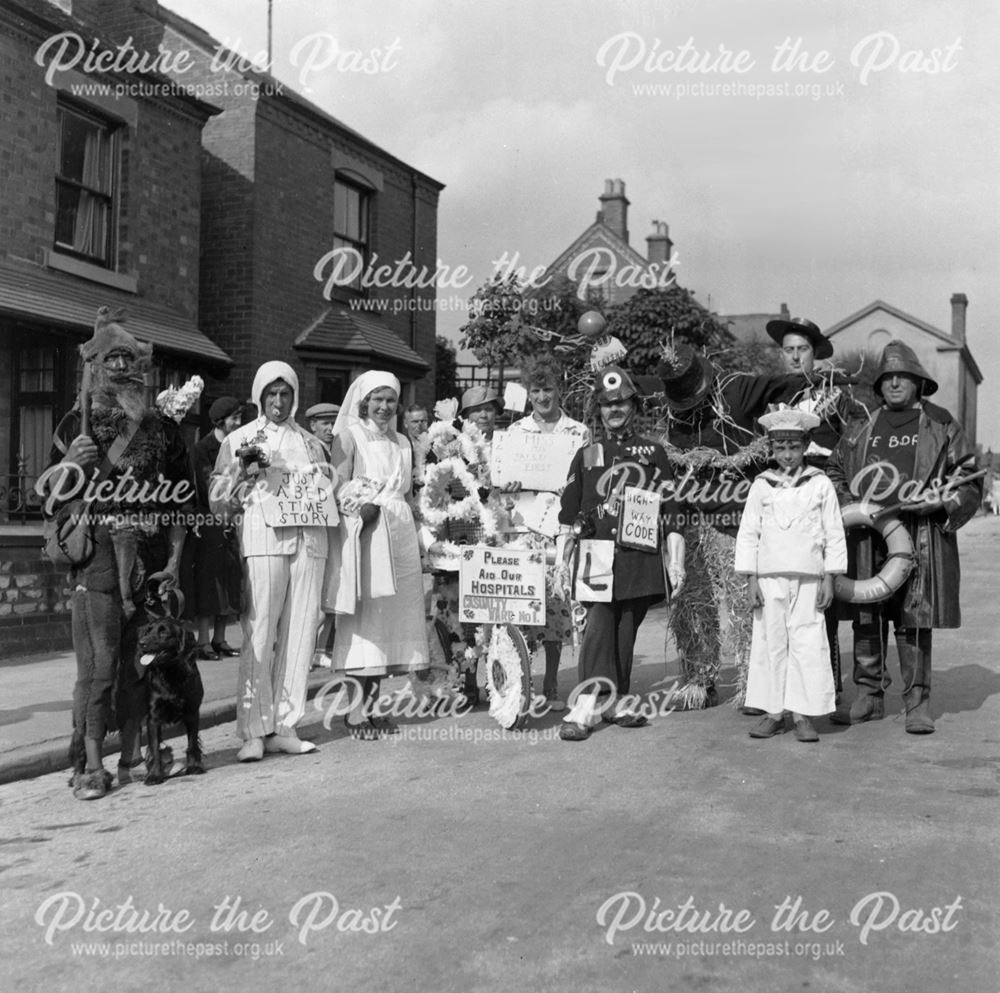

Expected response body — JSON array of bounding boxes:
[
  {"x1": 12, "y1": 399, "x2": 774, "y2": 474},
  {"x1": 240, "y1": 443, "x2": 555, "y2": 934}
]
[
  {"x1": 459, "y1": 546, "x2": 546, "y2": 626},
  {"x1": 259, "y1": 467, "x2": 339, "y2": 527}
]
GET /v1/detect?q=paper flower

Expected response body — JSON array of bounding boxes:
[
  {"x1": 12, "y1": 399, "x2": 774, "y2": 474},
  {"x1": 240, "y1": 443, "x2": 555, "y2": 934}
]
[{"x1": 434, "y1": 397, "x2": 460, "y2": 423}]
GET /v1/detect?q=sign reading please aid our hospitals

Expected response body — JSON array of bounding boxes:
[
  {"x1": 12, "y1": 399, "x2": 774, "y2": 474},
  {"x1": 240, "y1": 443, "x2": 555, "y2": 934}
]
[{"x1": 459, "y1": 546, "x2": 546, "y2": 626}]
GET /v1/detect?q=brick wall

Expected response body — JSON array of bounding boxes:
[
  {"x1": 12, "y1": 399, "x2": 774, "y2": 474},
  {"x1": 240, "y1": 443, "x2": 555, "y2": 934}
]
[
  {"x1": 0, "y1": 531, "x2": 72, "y2": 660},
  {"x1": 0, "y1": 23, "x2": 57, "y2": 267},
  {"x1": 0, "y1": 10, "x2": 205, "y2": 312}
]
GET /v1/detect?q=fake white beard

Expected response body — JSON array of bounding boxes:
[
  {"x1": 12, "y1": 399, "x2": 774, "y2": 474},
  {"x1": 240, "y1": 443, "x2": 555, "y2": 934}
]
[{"x1": 91, "y1": 379, "x2": 147, "y2": 423}]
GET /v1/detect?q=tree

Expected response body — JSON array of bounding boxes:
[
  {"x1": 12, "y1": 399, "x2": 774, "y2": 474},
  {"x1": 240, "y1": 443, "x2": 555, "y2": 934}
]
[
  {"x1": 603, "y1": 286, "x2": 735, "y2": 376},
  {"x1": 435, "y1": 335, "x2": 459, "y2": 400}
]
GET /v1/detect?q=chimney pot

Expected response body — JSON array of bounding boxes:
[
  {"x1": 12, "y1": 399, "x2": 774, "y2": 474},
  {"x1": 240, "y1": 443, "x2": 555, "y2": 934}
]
[
  {"x1": 598, "y1": 178, "x2": 631, "y2": 244},
  {"x1": 950, "y1": 292, "x2": 968, "y2": 341}
]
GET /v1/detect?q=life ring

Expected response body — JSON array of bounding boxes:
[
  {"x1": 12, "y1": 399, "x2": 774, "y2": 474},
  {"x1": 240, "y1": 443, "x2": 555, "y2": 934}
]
[
  {"x1": 833, "y1": 501, "x2": 915, "y2": 604},
  {"x1": 485, "y1": 623, "x2": 532, "y2": 731}
]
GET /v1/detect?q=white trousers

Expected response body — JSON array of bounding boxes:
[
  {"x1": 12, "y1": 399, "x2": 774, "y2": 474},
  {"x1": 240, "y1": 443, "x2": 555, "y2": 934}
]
[
  {"x1": 238, "y1": 537, "x2": 323, "y2": 739},
  {"x1": 744, "y1": 576, "x2": 835, "y2": 717}
]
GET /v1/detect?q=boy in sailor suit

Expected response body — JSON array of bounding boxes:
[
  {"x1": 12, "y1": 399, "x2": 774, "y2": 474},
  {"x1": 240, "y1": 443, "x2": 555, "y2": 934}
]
[{"x1": 734, "y1": 409, "x2": 847, "y2": 742}]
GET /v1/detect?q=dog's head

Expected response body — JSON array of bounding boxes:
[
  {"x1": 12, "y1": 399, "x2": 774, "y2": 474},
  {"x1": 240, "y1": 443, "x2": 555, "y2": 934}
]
[{"x1": 138, "y1": 618, "x2": 197, "y2": 666}]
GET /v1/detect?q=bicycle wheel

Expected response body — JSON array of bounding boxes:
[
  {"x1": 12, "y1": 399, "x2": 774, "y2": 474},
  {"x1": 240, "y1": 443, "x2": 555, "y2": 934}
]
[{"x1": 484, "y1": 623, "x2": 532, "y2": 731}]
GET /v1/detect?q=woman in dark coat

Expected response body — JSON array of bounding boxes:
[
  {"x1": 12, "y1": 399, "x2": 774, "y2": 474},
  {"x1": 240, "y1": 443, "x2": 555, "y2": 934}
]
[{"x1": 181, "y1": 396, "x2": 245, "y2": 659}]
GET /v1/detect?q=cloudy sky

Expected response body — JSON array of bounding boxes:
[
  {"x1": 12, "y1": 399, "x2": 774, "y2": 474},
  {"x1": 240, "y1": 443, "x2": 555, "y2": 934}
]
[{"x1": 160, "y1": 0, "x2": 999, "y2": 447}]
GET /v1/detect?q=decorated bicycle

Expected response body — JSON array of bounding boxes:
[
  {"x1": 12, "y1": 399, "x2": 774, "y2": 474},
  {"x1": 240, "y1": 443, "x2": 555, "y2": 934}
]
[{"x1": 412, "y1": 376, "x2": 590, "y2": 731}]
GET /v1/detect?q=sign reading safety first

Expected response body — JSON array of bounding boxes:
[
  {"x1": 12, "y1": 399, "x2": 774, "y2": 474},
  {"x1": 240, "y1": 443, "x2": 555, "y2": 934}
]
[
  {"x1": 260, "y1": 467, "x2": 339, "y2": 527},
  {"x1": 459, "y1": 546, "x2": 546, "y2": 626}
]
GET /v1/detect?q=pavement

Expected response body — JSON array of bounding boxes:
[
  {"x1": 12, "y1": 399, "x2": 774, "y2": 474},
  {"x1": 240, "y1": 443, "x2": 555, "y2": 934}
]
[{"x1": 0, "y1": 633, "x2": 352, "y2": 785}]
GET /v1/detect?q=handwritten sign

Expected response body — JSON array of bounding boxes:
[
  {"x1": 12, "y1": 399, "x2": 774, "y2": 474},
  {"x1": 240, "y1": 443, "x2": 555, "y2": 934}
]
[
  {"x1": 573, "y1": 538, "x2": 614, "y2": 602},
  {"x1": 459, "y1": 545, "x2": 546, "y2": 626},
  {"x1": 491, "y1": 430, "x2": 578, "y2": 492},
  {"x1": 616, "y1": 486, "x2": 661, "y2": 552},
  {"x1": 259, "y1": 467, "x2": 339, "y2": 527},
  {"x1": 503, "y1": 382, "x2": 528, "y2": 413}
]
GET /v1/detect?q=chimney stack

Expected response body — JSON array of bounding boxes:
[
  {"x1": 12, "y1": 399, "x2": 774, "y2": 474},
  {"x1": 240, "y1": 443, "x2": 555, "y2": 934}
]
[
  {"x1": 780, "y1": 302, "x2": 790, "y2": 319},
  {"x1": 645, "y1": 220, "x2": 673, "y2": 265},
  {"x1": 950, "y1": 292, "x2": 968, "y2": 342},
  {"x1": 598, "y1": 178, "x2": 630, "y2": 244}
]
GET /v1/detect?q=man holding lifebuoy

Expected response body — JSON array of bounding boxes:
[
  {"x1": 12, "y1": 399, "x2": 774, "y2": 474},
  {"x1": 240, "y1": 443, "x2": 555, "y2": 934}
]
[{"x1": 826, "y1": 341, "x2": 981, "y2": 734}]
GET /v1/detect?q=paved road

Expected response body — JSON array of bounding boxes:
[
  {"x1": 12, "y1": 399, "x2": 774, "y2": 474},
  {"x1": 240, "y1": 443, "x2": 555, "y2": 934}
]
[{"x1": 1, "y1": 516, "x2": 998, "y2": 993}]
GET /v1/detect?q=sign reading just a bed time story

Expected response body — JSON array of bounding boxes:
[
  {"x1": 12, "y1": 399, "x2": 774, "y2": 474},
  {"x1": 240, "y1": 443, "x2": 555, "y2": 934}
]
[
  {"x1": 259, "y1": 467, "x2": 339, "y2": 527},
  {"x1": 490, "y1": 430, "x2": 578, "y2": 492},
  {"x1": 459, "y1": 546, "x2": 546, "y2": 626}
]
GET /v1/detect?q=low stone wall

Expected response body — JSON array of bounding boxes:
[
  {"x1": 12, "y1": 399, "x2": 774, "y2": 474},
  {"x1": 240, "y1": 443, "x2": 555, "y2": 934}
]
[{"x1": 0, "y1": 527, "x2": 73, "y2": 659}]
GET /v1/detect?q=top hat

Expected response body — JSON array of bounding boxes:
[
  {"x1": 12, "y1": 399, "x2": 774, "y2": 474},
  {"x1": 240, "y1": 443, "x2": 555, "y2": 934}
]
[
  {"x1": 461, "y1": 385, "x2": 503, "y2": 414},
  {"x1": 304, "y1": 402, "x2": 341, "y2": 420},
  {"x1": 656, "y1": 341, "x2": 715, "y2": 412},
  {"x1": 765, "y1": 317, "x2": 833, "y2": 360},
  {"x1": 758, "y1": 408, "x2": 821, "y2": 438},
  {"x1": 873, "y1": 340, "x2": 938, "y2": 396}
]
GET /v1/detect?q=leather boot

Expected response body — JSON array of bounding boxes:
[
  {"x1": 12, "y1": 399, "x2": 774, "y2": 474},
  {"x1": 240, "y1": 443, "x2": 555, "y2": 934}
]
[
  {"x1": 897, "y1": 627, "x2": 934, "y2": 734},
  {"x1": 830, "y1": 617, "x2": 886, "y2": 725}
]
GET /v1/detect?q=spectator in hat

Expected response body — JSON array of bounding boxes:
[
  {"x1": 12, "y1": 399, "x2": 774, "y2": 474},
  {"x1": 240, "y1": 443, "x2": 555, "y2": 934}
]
[
  {"x1": 735, "y1": 408, "x2": 847, "y2": 743},
  {"x1": 181, "y1": 396, "x2": 245, "y2": 660},
  {"x1": 827, "y1": 340, "x2": 981, "y2": 734},
  {"x1": 305, "y1": 402, "x2": 340, "y2": 458},
  {"x1": 461, "y1": 385, "x2": 503, "y2": 447},
  {"x1": 557, "y1": 365, "x2": 685, "y2": 741}
]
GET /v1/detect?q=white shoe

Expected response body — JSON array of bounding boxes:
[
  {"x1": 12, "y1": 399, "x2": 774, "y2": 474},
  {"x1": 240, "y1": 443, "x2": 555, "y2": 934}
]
[
  {"x1": 237, "y1": 738, "x2": 264, "y2": 762},
  {"x1": 311, "y1": 652, "x2": 333, "y2": 670},
  {"x1": 264, "y1": 734, "x2": 317, "y2": 755}
]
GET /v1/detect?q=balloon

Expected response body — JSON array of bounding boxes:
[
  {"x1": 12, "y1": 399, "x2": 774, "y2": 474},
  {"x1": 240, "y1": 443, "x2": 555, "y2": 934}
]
[{"x1": 577, "y1": 311, "x2": 607, "y2": 338}]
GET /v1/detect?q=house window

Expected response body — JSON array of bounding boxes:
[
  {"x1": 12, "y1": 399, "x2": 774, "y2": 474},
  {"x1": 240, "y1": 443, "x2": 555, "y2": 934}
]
[
  {"x1": 10, "y1": 342, "x2": 63, "y2": 513},
  {"x1": 333, "y1": 177, "x2": 370, "y2": 292},
  {"x1": 318, "y1": 373, "x2": 348, "y2": 405},
  {"x1": 54, "y1": 101, "x2": 120, "y2": 267}
]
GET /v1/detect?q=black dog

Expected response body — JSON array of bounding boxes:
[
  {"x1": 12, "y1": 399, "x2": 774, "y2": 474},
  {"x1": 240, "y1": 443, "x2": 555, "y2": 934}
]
[{"x1": 136, "y1": 618, "x2": 206, "y2": 785}]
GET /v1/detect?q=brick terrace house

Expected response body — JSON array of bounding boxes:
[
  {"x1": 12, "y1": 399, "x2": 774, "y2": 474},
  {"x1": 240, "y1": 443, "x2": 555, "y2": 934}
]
[
  {"x1": 0, "y1": 0, "x2": 228, "y2": 654},
  {"x1": 156, "y1": 4, "x2": 443, "y2": 412}
]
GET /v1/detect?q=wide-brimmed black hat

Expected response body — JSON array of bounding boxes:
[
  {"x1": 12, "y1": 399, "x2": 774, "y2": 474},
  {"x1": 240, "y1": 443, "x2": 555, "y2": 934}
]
[
  {"x1": 656, "y1": 342, "x2": 714, "y2": 412},
  {"x1": 765, "y1": 317, "x2": 833, "y2": 360},
  {"x1": 873, "y1": 340, "x2": 938, "y2": 396}
]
